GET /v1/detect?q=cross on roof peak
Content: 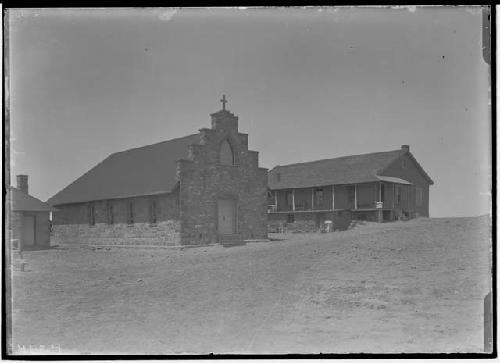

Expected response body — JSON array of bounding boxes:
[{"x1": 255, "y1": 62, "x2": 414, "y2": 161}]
[{"x1": 220, "y1": 94, "x2": 228, "y2": 111}]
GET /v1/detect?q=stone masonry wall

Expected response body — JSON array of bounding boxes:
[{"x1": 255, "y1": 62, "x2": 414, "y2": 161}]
[
  {"x1": 52, "y1": 220, "x2": 180, "y2": 246},
  {"x1": 52, "y1": 193, "x2": 181, "y2": 246},
  {"x1": 177, "y1": 110, "x2": 268, "y2": 245}
]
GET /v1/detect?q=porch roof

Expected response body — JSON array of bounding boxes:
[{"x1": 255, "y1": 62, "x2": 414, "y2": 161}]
[{"x1": 376, "y1": 175, "x2": 411, "y2": 185}]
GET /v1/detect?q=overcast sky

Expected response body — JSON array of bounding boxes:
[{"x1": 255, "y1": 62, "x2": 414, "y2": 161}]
[{"x1": 8, "y1": 6, "x2": 490, "y2": 217}]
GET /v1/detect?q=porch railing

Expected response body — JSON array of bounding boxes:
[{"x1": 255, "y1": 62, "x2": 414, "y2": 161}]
[{"x1": 267, "y1": 205, "x2": 277, "y2": 213}]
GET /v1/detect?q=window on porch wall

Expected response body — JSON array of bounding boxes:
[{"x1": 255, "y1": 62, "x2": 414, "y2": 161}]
[
  {"x1": 267, "y1": 191, "x2": 274, "y2": 205},
  {"x1": 286, "y1": 191, "x2": 293, "y2": 210},
  {"x1": 416, "y1": 187, "x2": 423, "y2": 206},
  {"x1": 347, "y1": 186, "x2": 355, "y2": 209},
  {"x1": 294, "y1": 190, "x2": 310, "y2": 211},
  {"x1": 356, "y1": 184, "x2": 375, "y2": 209},
  {"x1": 314, "y1": 188, "x2": 324, "y2": 209},
  {"x1": 267, "y1": 191, "x2": 277, "y2": 212},
  {"x1": 395, "y1": 185, "x2": 402, "y2": 205}
]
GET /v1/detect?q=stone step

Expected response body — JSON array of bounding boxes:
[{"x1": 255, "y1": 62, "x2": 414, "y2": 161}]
[
  {"x1": 221, "y1": 241, "x2": 246, "y2": 247},
  {"x1": 218, "y1": 234, "x2": 246, "y2": 247}
]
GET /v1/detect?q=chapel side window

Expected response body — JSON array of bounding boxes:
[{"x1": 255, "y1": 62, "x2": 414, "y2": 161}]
[
  {"x1": 88, "y1": 203, "x2": 95, "y2": 227},
  {"x1": 127, "y1": 202, "x2": 134, "y2": 225},
  {"x1": 149, "y1": 199, "x2": 157, "y2": 225},
  {"x1": 220, "y1": 139, "x2": 234, "y2": 165},
  {"x1": 106, "y1": 202, "x2": 114, "y2": 225}
]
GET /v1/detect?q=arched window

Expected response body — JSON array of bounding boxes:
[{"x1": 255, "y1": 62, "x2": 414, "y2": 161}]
[{"x1": 220, "y1": 139, "x2": 234, "y2": 165}]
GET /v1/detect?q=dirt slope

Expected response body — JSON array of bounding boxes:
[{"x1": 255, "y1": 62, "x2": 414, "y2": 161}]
[{"x1": 10, "y1": 216, "x2": 491, "y2": 354}]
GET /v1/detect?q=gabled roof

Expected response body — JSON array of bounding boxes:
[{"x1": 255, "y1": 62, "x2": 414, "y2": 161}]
[
  {"x1": 48, "y1": 134, "x2": 200, "y2": 206},
  {"x1": 10, "y1": 187, "x2": 55, "y2": 212},
  {"x1": 268, "y1": 149, "x2": 433, "y2": 190}
]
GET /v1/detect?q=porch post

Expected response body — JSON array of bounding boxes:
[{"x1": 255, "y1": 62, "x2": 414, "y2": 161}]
[
  {"x1": 332, "y1": 185, "x2": 335, "y2": 210},
  {"x1": 274, "y1": 191, "x2": 278, "y2": 211},
  {"x1": 392, "y1": 184, "x2": 395, "y2": 208},
  {"x1": 354, "y1": 184, "x2": 357, "y2": 210},
  {"x1": 292, "y1": 189, "x2": 295, "y2": 211},
  {"x1": 311, "y1": 188, "x2": 314, "y2": 210},
  {"x1": 377, "y1": 182, "x2": 383, "y2": 223}
]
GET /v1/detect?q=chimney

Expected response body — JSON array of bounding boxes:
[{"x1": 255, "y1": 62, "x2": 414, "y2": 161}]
[
  {"x1": 401, "y1": 145, "x2": 410, "y2": 153},
  {"x1": 16, "y1": 174, "x2": 28, "y2": 194}
]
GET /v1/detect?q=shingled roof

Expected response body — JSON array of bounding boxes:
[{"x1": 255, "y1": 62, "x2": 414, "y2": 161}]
[
  {"x1": 10, "y1": 187, "x2": 55, "y2": 212},
  {"x1": 268, "y1": 148, "x2": 433, "y2": 190},
  {"x1": 48, "y1": 134, "x2": 200, "y2": 206}
]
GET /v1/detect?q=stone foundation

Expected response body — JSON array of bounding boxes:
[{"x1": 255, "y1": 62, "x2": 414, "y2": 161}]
[
  {"x1": 290, "y1": 213, "x2": 318, "y2": 232},
  {"x1": 52, "y1": 220, "x2": 181, "y2": 246},
  {"x1": 268, "y1": 210, "x2": 352, "y2": 233}
]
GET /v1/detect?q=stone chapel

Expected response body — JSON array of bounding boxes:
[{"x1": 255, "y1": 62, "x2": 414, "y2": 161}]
[{"x1": 48, "y1": 97, "x2": 268, "y2": 246}]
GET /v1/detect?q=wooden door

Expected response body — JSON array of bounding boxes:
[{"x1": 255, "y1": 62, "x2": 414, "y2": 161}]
[
  {"x1": 22, "y1": 215, "x2": 36, "y2": 247},
  {"x1": 218, "y1": 199, "x2": 236, "y2": 235}
]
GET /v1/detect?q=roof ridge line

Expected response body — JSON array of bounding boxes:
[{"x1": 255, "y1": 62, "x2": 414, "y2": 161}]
[
  {"x1": 110, "y1": 133, "x2": 200, "y2": 157},
  {"x1": 271, "y1": 149, "x2": 402, "y2": 170}
]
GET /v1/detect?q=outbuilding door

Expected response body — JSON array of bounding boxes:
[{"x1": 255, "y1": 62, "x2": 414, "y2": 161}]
[
  {"x1": 218, "y1": 199, "x2": 236, "y2": 235},
  {"x1": 21, "y1": 215, "x2": 36, "y2": 247}
]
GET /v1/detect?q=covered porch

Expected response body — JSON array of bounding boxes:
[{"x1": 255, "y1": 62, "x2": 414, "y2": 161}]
[{"x1": 268, "y1": 176, "x2": 412, "y2": 223}]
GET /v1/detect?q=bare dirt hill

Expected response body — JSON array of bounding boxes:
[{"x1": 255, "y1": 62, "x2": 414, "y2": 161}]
[{"x1": 10, "y1": 216, "x2": 491, "y2": 354}]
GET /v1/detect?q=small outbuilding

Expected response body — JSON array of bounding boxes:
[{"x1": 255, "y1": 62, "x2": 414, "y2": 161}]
[{"x1": 9, "y1": 175, "x2": 55, "y2": 249}]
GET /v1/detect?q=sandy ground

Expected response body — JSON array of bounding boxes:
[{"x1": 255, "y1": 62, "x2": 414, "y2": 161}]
[{"x1": 9, "y1": 216, "x2": 491, "y2": 355}]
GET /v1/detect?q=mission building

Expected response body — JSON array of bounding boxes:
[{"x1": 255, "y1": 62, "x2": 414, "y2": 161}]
[{"x1": 48, "y1": 98, "x2": 268, "y2": 247}]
